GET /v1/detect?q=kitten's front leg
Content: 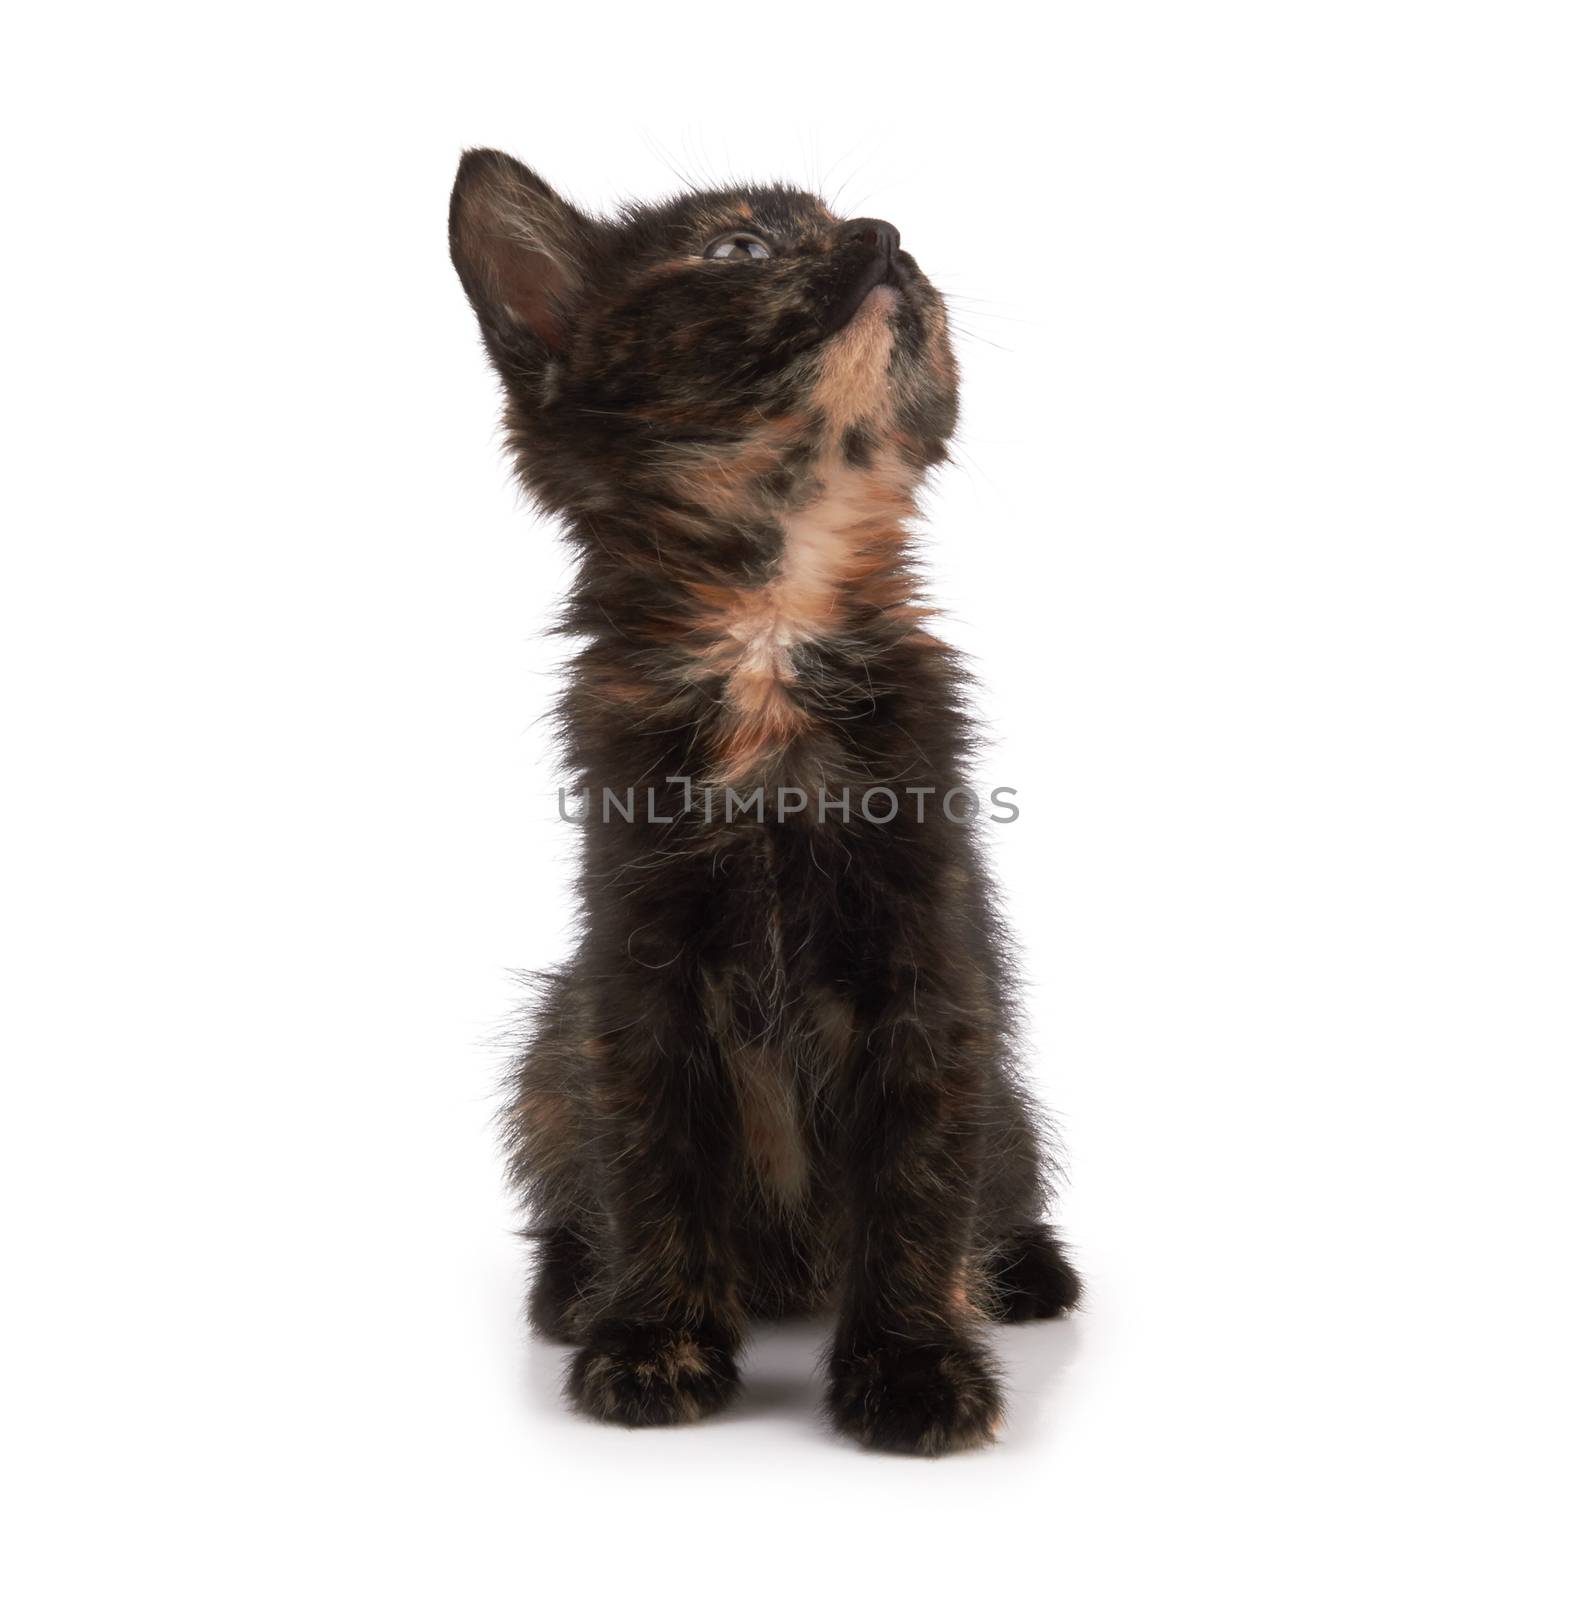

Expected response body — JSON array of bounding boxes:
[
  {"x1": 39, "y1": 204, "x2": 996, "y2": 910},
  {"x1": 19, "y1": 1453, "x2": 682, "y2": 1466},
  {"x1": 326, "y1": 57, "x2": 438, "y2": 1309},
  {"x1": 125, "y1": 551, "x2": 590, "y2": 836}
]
[
  {"x1": 566, "y1": 960, "x2": 745, "y2": 1428},
  {"x1": 826, "y1": 986, "x2": 1002, "y2": 1455}
]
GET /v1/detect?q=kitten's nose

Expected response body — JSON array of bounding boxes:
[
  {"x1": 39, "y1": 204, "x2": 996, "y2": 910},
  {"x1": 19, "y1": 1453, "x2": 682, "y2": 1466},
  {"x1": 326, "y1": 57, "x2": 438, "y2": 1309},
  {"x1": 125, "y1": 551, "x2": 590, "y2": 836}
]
[{"x1": 841, "y1": 218, "x2": 901, "y2": 256}]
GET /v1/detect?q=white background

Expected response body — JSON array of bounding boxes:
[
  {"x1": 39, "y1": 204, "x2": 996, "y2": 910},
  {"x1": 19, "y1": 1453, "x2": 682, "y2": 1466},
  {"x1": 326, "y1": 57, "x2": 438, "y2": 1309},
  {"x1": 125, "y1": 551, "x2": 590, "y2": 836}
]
[{"x1": 3, "y1": 4, "x2": 1566, "y2": 1595}]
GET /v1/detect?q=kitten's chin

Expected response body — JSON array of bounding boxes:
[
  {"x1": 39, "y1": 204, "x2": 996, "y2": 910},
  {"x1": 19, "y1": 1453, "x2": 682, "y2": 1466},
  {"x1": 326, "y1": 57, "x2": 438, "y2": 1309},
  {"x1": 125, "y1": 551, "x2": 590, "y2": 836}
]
[
  {"x1": 814, "y1": 287, "x2": 899, "y2": 429},
  {"x1": 847, "y1": 283, "x2": 898, "y2": 328}
]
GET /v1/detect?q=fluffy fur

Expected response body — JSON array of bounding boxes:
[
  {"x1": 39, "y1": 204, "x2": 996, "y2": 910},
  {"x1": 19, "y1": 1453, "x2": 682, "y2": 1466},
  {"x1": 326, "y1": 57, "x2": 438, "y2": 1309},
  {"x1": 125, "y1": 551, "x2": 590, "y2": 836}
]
[{"x1": 450, "y1": 150, "x2": 1080, "y2": 1454}]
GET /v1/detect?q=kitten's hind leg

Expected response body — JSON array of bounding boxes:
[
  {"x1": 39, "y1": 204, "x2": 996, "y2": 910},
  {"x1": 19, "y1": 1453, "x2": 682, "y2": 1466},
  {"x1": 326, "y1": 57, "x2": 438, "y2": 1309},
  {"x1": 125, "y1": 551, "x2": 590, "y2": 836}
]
[
  {"x1": 987, "y1": 1223, "x2": 1082, "y2": 1323},
  {"x1": 526, "y1": 1224, "x2": 600, "y2": 1343},
  {"x1": 505, "y1": 968, "x2": 606, "y2": 1345}
]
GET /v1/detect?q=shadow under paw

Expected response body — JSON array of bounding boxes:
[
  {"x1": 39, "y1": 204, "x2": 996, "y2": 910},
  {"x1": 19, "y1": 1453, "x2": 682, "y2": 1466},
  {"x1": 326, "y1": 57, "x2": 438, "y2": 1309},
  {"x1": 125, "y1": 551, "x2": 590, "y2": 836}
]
[
  {"x1": 568, "y1": 1321, "x2": 740, "y2": 1427},
  {"x1": 826, "y1": 1335, "x2": 1002, "y2": 1456}
]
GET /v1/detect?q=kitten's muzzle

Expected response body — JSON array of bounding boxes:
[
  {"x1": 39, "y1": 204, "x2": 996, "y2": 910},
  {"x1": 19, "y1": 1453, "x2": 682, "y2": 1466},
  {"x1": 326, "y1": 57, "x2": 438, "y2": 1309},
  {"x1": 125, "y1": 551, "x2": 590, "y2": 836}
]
[{"x1": 820, "y1": 217, "x2": 911, "y2": 336}]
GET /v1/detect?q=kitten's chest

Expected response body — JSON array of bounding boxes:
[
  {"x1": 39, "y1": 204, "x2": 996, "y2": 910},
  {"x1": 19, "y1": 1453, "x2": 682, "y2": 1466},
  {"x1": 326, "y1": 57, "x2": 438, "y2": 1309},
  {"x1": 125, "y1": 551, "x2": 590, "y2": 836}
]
[{"x1": 687, "y1": 457, "x2": 914, "y2": 786}]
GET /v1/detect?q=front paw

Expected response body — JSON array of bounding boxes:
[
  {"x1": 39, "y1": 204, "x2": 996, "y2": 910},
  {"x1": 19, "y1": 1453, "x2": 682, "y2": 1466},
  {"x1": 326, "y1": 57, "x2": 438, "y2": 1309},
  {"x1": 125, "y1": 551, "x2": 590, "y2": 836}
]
[
  {"x1": 567, "y1": 1321, "x2": 740, "y2": 1427},
  {"x1": 826, "y1": 1332, "x2": 1003, "y2": 1456}
]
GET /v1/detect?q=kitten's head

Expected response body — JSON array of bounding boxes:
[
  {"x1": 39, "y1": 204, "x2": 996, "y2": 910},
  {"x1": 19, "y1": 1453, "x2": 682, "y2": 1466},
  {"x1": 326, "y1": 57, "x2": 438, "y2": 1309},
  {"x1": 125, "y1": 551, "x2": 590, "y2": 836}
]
[{"x1": 449, "y1": 150, "x2": 958, "y2": 523}]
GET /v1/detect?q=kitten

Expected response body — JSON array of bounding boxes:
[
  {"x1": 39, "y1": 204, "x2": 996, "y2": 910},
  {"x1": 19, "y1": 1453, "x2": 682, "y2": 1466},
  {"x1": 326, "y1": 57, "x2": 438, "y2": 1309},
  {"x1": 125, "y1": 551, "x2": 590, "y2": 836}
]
[{"x1": 450, "y1": 150, "x2": 1080, "y2": 1454}]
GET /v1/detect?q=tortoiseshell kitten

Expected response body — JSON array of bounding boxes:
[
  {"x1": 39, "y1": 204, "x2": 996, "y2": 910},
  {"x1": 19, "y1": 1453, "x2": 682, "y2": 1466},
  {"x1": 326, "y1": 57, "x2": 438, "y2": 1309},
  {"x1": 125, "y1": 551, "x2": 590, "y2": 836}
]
[{"x1": 450, "y1": 150, "x2": 1080, "y2": 1455}]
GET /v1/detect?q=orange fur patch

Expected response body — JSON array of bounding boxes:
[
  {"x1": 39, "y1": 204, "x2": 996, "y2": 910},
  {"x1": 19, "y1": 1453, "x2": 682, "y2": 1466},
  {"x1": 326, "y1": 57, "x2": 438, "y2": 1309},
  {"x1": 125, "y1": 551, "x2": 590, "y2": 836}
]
[
  {"x1": 814, "y1": 286, "x2": 898, "y2": 431},
  {"x1": 732, "y1": 1044, "x2": 808, "y2": 1207},
  {"x1": 690, "y1": 449, "x2": 917, "y2": 782}
]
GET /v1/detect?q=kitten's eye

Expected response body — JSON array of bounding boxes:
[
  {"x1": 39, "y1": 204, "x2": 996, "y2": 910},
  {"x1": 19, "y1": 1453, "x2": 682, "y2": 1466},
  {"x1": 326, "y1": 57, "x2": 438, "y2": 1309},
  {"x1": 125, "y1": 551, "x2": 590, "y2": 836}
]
[{"x1": 704, "y1": 232, "x2": 772, "y2": 261}]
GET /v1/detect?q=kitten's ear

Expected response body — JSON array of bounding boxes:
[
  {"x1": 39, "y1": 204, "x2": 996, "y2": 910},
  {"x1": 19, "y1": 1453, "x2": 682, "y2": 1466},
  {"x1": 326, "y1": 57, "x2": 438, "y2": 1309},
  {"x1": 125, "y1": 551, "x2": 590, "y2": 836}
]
[{"x1": 449, "y1": 150, "x2": 591, "y2": 354}]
